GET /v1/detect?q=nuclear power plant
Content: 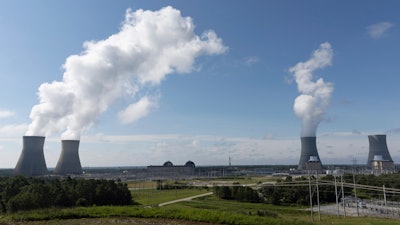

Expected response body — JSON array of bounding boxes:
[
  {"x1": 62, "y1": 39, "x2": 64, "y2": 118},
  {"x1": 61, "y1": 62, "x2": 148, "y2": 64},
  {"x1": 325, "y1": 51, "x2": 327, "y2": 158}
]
[
  {"x1": 367, "y1": 134, "x2": 395, "y2": 173},
  {"x1": 6, "y1": 134, "x2": 399, "y2": 177},
  {"x1": 54, "y1": 140, "x2": 83, "y2": 175},
  {"x1": 298, "y1": 136, "x2": 322, "y2": 170},
  {"x1": 14, "y1": 136, "x2": 48, "y2": 176}
]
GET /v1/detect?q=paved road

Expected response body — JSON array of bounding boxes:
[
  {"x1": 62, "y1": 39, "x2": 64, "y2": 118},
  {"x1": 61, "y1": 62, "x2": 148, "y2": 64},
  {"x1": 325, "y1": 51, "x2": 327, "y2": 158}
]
[{"x1": 157, "y1": 192, "x2": 214, "y2": 207}]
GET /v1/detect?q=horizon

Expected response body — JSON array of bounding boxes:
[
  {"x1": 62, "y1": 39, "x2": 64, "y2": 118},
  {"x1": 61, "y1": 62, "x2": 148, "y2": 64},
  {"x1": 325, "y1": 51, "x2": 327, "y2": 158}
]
[{"x1": 0, "y1": 162, "x2": 381, "y2": 170}]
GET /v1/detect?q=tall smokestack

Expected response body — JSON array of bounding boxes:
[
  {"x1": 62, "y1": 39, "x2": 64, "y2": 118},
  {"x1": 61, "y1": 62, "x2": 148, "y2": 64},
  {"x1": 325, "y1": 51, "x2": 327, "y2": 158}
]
[
  {"x1": 14, "y1": 136, "x2": 48, "y2": 176},
  {"x1": 367, "y1": 134, "x2": 393, "y2": 167},
  {"x1": 298, "y1": 136, "x2": 322, "y2": 170},
  {"x1": 54, "y1": 140, "x2": 82, "y2": 175}
]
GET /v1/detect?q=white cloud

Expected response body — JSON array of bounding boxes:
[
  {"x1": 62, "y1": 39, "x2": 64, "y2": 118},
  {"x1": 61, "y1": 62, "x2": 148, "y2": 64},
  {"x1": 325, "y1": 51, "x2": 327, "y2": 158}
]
[
  {"x1": 0, "y1": 110, "x2": 15, "y2": 119},
  {"x1": 118, "y1": 96, "x2": 157, "y2": 124},
  {"x1": 289, "y1": 42, "x2": 334, "y2": 137},
  {"x1": 367, "y1": 22, "x2": 395, "y2": 39},
  {"x1": 26, "y1": 6, "x2": 227, "y2": 140},
  {"x1": 81, "y1": 133, "x2": 181, "y2": 143},
  {"x1": 78, "y1": 134, "x2": 305, "y2": 165},
  {"x1": 0, "y1": 124, "x2": 28, "y2": 137},
  {"x1": 244, "y1": 56, "x2": 260, "y2": 66}
]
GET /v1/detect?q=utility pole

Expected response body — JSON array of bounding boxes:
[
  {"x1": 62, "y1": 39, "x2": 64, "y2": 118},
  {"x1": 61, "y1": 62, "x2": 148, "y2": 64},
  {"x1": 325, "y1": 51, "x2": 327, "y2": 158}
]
[
  {"x1": 341, "y1": 174, "x2": 346, "y2": 218},
  {"x1": 334, "y1": 174, "x2": 339, "y2": 217},
  {"x1": 383, "y1": 185, "x2": 388, "y2": 218},
  {"x1": 352, "y1": 158, "x2": 359, "y2": 217},
  {"x1": 316, "y1": 171, "x2": 321, "y2": 221},
  {"x1": 308, "y1": 169, "x2": 314, "y2": 222}
]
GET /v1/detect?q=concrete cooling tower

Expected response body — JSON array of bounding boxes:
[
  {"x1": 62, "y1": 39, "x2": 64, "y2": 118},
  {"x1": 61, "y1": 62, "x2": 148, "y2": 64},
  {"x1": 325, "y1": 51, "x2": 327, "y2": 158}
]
[
  {"x1": 367, "y1": 134, "x2": 393, "y2": 167},
  {"x1": 298, "y1": 136, "x2": 322, "y2": 170},
  {"x1": 54, "y1": 140, "x2": 83, "y2": 175},
  {"x1": 14, "y1": 136, "x2": 48, "y2": 176}
]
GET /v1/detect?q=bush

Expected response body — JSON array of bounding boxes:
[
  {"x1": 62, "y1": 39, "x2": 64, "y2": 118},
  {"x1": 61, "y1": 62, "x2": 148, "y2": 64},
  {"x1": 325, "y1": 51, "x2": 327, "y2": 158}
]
[
  {"x1": 75, "y1": 198, "x2": 88, "y2": 207},
  {"x1": 214, "y1": 186, "x2": 261, "y2": 203}
]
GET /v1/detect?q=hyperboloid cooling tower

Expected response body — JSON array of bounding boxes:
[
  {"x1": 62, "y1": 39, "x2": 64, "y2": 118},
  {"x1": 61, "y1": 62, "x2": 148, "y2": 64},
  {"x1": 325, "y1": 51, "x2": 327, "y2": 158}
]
[
  {"x1": 54, "y1": 140, "x2": 83, "y2": 175},
  {"x1": 298, "y1": 136, "x2": 322, "y2": 170},
  {"x1": 367, "y1": 134, "x2": 393, "y2": 167},
  {"x1": 14, "y1": 136, "x2": 48, "y2": 176}
]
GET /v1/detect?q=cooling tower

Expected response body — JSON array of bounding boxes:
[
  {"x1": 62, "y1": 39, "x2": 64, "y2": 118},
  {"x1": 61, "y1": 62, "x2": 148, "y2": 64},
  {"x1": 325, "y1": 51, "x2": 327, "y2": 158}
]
[
  {"x1": 367, "y1": 134, "x2": 393, "y2": 167},
  {"x1": 54, "y1": 140, "x2": 83, "y2": 175},
  {"x1": 298, "y1": 136, "x2": 322, "y2": 170},
  {"x1": 14, "y1": 136, "x2": 48, "y2": 176}
]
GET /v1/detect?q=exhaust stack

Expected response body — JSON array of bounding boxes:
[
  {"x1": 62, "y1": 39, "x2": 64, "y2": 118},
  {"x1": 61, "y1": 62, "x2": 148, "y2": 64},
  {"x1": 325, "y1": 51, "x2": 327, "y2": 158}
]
[
  {"x1": 367, "y1": 135, "x2": 393, "y2": 167},
  {"x1": 298, "y1": 136, "x2": 322, "y2": 170},
  {"x1": 54, "y1": 140, "x2": 82, "y2": 175},
  {"x1": 14, "y1": 136, "x2": 48, "y2": 176}
]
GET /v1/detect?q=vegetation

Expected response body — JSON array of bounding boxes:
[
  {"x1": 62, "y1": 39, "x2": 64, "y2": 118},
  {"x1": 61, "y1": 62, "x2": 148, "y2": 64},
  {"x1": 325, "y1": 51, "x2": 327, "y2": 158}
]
[
  {"x1": 257, "y1": 173, "x2": 400, "y2": 206},
  {"x1": 258, "y1": 175, "x2": 336, "y2": 206},
  {"x1": 0, "y1": 176, "x2": 133, "y2": 213},
  {"x1": 0, "y1": 199, "x2": 311, "y2": 225},
  {"x1": 347, "y1": 173, "x2": 400, "y2": 201},
  {"x1": 3, "y1": 174, "x2": 400, "y2": 224},
  {"x1": 2, "y1": 195, "x2": 400, "y2": 225},
  {"x1": 131, "y1": 187, "x2": 209, "y2": 206},
  {"x1": 214, "y1": 185, "x2": 262, "y2": 203}
]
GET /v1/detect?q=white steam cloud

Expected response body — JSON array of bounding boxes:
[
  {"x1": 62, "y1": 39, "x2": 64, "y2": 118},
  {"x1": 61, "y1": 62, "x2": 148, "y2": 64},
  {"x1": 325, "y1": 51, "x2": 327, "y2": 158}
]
[
  {"x1": 26, "y1": 6, "x2": 227, "y2": 140},
  {"x1": 289, "y1": 42, "x2": 334, "y2": 137},
  {"x1": 118, "y1": 96, "x2": 156, "y2": 124}
]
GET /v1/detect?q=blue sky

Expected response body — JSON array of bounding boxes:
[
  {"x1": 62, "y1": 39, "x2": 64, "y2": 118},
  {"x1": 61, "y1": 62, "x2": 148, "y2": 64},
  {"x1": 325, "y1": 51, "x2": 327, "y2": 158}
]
[{"x1": 0, "y1": 1, "x2": 399, "y2": 168}]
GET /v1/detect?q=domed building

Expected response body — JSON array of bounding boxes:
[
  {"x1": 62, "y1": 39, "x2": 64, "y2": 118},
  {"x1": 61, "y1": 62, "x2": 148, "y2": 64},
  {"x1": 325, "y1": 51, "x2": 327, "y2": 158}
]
[
  {"x1": 185, "y1": 161, "x2": 195, "y2": 168},
  {"x1": 163, "y1": 161, "x2": 174, "y2": 167},
  {"x1": 147, "y1": 160, "x2": 196, "y2": 177}
]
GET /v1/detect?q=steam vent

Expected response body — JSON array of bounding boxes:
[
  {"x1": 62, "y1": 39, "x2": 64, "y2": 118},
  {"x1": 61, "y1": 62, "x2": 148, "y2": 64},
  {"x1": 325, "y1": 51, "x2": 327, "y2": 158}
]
[
  {"x1": 367, "y1": 135, "x2": 394, "y2": 168},
  {"x1": 14, "y1": 136, "x2": 48, "y2": 176},
  {"x1": 298, "y1": 136, "x2": 322, "y2": 170},
  {"x1": 54, "y1": 140, "x2": 83, "y2": 175}
]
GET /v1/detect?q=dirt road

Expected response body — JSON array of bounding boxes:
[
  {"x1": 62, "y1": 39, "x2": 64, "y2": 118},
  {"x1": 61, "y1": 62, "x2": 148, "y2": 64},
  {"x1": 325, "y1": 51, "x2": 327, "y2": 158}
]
[{"x1": 157, "y1": 192, "x2": 214, "y2": 207}]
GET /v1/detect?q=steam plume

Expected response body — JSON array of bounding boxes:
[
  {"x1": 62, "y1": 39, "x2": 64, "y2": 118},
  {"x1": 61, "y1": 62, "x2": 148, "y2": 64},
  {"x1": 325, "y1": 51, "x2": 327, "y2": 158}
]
[
  {"x1": 289, "y1": 42, "x2": 333, "y2": 137},
  {"x1": 26, "y1": 6, "x2": 227, "y2": 140}
]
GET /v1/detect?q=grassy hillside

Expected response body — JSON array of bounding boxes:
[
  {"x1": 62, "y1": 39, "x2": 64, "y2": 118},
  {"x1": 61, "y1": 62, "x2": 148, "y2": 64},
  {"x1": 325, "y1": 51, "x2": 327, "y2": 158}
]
[
  {"x1": 2, "y1": 192, "x2": 400, "y2": 225},
  {"x1": 2, "y1": 176, "x2": 400, "y2": 225}
]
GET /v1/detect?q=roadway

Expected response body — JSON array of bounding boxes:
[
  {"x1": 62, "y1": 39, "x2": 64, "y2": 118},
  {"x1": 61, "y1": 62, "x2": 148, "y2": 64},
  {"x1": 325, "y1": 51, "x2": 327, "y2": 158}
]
[{"x1": 157, "y1": 192, "x2": 214, "y2": 207}]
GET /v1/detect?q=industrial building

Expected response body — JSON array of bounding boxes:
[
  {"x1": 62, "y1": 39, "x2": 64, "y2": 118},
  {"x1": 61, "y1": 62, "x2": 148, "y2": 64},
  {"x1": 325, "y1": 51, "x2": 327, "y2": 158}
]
[
  {"x1": 367, "y1": 135, "x2": 394, "y2": 174},
  {"x1": 147, "y1": 161, "x2": 196, "y2": 177},
  {"x1": 305, "y1": 156, "x2": 323, "y2": 171},
  {"x1": 298, "y1": 136, "x2": 322, "y2": 170},
  {"x1": 54, "y1": 140, "x2": 83, "y2": 175},
  {"x1": 14, "y1": 136, "x2": 48, "y2": 176}
]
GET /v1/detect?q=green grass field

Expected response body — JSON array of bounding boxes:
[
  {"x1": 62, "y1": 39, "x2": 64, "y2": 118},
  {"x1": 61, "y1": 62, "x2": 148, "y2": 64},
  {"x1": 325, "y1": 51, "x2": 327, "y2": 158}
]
[
  {"x1": 131, "y1": 187, "x2": 210, "y2": 206},
  {"x1": 126, "y1": 179, "x2": 158, "y2": 189},
  {"x1": 3, "y1": 194, "x2": 400, "y2": 225},
  {"x1": 2, "y1": 178, "x2": 400, "y2": 225}
]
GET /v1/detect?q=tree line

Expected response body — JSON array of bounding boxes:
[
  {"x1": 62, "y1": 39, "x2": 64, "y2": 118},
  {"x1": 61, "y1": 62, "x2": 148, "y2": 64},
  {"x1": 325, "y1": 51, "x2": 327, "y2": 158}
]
[
  {"x1": 0, "y1": 176, "x2": 133, "y2": 213},
  {"x1": 214, "y1": 173, "x2": 400, "y2": 206},
  {"x1": 214, "y1": 186, "x2": 262, "y2": 203},
  {"x1": 262, "y1": 173, "x2": 400, "y2": 206}
]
